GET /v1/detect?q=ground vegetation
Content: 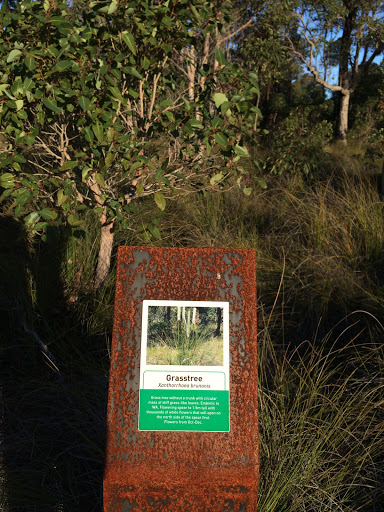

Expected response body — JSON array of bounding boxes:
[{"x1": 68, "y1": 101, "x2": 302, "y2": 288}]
[{"x1": 1, "y1": 0, "x2": 384, "y2": 510}]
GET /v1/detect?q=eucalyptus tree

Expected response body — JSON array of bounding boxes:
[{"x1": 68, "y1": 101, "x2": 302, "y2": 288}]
[
  {"x1": 0, "y1": 0, "x2": 260, "y2": 288},
  {"x1": 286, "y1": 0, "x2": 384, "y2": 143}
]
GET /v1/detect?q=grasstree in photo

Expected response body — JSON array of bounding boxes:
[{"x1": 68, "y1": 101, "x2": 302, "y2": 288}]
[{"x1": 0, "y1": 0, "x2": 261, "y2": 289}]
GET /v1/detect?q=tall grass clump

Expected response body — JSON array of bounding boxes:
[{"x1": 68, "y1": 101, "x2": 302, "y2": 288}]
[
  {"x1": 138, "y1": 170, "x2": 384, "y2": 342},
  {"x1": 257, "y1": 305, "x2": 384, "y2": 511}
]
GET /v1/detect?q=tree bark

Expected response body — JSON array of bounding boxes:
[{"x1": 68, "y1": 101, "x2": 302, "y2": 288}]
[
  {"x1": 94, "y1": 218, "x2": 114, "y2": 289},
  {"x1": 337, "y1": 90, "x2": 350, "y2": 144},
  {"x1": 215, "y1": 307, "x2": 222, "y2": 337},
  {"x1": 186, "y1": 46, "x2": 196, "y2": 103}
]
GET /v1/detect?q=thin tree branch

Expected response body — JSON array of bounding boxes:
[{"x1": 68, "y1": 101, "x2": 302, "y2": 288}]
[{"x1": 219, "y1": 16, "x2": 256, "y2": 44}]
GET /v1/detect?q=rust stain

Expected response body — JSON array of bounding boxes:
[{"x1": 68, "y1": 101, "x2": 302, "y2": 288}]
[{"x1": 104, "y1": 247, "x2": 258, "y2": 511}]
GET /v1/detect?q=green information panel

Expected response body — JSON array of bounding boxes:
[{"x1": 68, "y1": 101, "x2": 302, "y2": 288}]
[
  {"x1": 139, "y1": 300, "x2": 230, "y2": 432},
  {"x1": 139, "y1": 390, "x2": 229, "y2": 431}
]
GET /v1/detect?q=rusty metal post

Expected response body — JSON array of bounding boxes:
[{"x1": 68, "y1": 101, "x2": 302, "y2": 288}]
[{"x1": 104, "y1": 247, "x2": 258, "y2": 512}]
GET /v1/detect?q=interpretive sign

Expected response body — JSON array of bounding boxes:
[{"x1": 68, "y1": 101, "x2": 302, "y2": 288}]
[
  {"x1": 104, "y1": 247, "x2": 258, "y2": 512},
  {"x1": 139, "y1": 300, "x2": 230, "y2": 432}
]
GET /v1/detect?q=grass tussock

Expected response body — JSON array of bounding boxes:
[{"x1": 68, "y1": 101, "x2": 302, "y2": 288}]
[
  {"x1": 146, "y1": 336, "x2": 223, "y2": 366},
  {"x1": 2, "y1": 169, "x2": 384, "y2": 510},
  {"x1": 135, "y1": 171, "x2": 384, "y2": 340},
  {"x1": 257, "y1": 305, "x2": 384, "y2": 512}
]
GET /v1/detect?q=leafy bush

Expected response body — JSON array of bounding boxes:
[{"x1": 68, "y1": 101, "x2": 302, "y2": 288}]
[{"x1": 264, "y1": 111, "x2": 333, "y2": 176}]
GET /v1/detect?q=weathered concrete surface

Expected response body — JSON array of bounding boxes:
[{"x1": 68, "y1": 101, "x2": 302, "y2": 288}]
[{"x1": 104, "y1": 247, "x2": 258, "y2": 512}]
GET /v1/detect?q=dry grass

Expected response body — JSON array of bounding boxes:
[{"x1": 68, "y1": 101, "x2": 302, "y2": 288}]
[
  {"x1": 146, "y1": 335, "x2": 223, "y2": 366},
  {"x1": 2, "y1": 169, "x2": 384, "y2": 510}
]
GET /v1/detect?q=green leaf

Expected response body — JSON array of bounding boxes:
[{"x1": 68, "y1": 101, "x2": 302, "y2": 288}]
[
  {"x1": 23, "y1": 77, "x2": 34, "y2": 93},
  {"x1": 51, "y1": 20, "x2": 73, "y2": 36},
  {"x1": 68, "y1": 214, "x2": 83, "y2": 227},
  {"x1": 24, "y1": 212, "x2": 40, "y2": 225},
  {"x1": 0, "y1": 84, "x2": 10, "y2": 96},
  {"x1": 92, "y1": 123, "x2": 104, "y2": 143},
  {"x1": 17, "y1": 110, "x2": 27, "y2": 120},
  {"x1": 122, "y1": 31, "x2": 137, "y2": 56},
  {"x1": 172, "y1": 172, "x2": 187, "y2": 181},
  {"x1": 221, "y1": 101, "x2": 232, "y2": 117},
  {"x1": 215, "y1": 132, "x2": 228, "y2": 147},
  {"x1": 25, "y1": 56, "x2": 36, "y2": 71},
  {"x1": 84, "y1": 126, "x2": 94, "y2": 144},
  {"x1": 0, "y1": 189, "x2": 13, "y2": 203},
  {"x1": 15, "y1": 99, "x2": 24, "y2": 111},
  {"x1": 256, "y1": 177, "x2": 267, "y2": 189},
  {"x1": 1, "y1": 158, "x2": 13, "y2": 170},
  {"x1": 57, "y1": 190, "x2": 68, "y2": 206},
  {"x1": 210, "y1": 173, "x2": 223, "y2": 185},
  {"x1": 7, "y1": 49, "x2": 22, "y2": 63},
  {"x1": 251, "y1": 106, "x2": 262, "y2": 117},
  {"x1": 60, "y1": 160, "x2": 78, "y2": 171},
  {"x1": 212, "y1": 116, "x2": 223, "y2": 128},
  {"x1": 0, "y1": 173, "x2": 15, "y2": 189},
  {"x1": 15, "y1": 189, "x2": 31, "y2": 206},
  {"x1": 3, "y1": 88, "x2": 16, "y2": 100},
  {"x1": 43, "y1": 97, "x2": 63, "y2": 113},
  {"x1": 82, "y1": 166, "x2": 92, "y2": 181},
  {"x1": 143, "y1": 56, "x2": 150, "y2": 70},
  {"x1": 190, "y1": 5, "x2": 200, "y2": 20},
  {"x1": 243, "y1": 186, "x2": 252, "y2": 196},
  {"x1": 108, "y1": 0, "x2": 118, "y2": 14},
  {"x1": 148, "y1": 224, "x2": 162, "y2": 240},
  {"x1": 189, "y1": 119, "x2": 203, "y2": 129},
  {"x1": 249, "y1": 72, "x2": 258, "y2": 88},
  {"x1": 39, "y1": 208, "x2": 58, "y2": 220},
  {"x1": 212, "y1": 92, "x2": 228, "y2": 108},
  {"x1": 14, "y1": 154, "x2": 26, "y2": 163},
  {"x1": 49, "y1": 60, "x2": 73, "y2": 74},
  {"x1": 78, "y1": 96, "x2": 91, "y2": 111},
  {"x1": 215, "y1": 47, "x2": 226, "y2": 66},
  {"x1": 94, "y1": 172, "x2": 105, "y2": 188},
  {"x1": 160, "y1": 99, "x2": 173, "y2": 108},
  {"x1": 234, "y1": 144, "x2": 250, "y2": 158},
  {"x1": 123, "y1": 66, "x2": 143, "y2": 80},
  {"x1": 35, "y1": 222, "x2": 48, "y2": 230},
  {"x1": 105, "y1": 152, "x2": 114, "y2": 167},
  {"x1": 154, "y1": 191, "x2": 166, "y2": 211}
]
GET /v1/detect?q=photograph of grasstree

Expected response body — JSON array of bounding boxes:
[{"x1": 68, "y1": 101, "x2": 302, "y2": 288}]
[{"x1": 146, "y1": 305, "x2": 224, "y2": 366}]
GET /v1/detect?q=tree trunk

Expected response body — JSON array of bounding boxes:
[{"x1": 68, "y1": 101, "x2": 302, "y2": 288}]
[
  {"x1": 209, "y1": 27, "x2": 220, "y2": 117},
  {"x1": 94, "y1": 219, "x2": 114, "y2": 289},
  {"x1": 199, "y1": 32, "x2": 210, "y2": 90},
  {"x1": 197, "y1": 32, "x2": 210, "y2": 122},
  {"x1": 337, "y1": 90, "x2": 350, "y2": 144},
  {"x1": 335, "y1": 8, "x2": 355, "y2": 144},
  {"x1": 186, "y1": 308, "x2": 191, "y2": 338},
  {"x1": 215, "y1": 307, "x2": 222, "y2": 337},
  {"x1": 186, "y1": 45, "x2": 196, "y2": 103}
]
